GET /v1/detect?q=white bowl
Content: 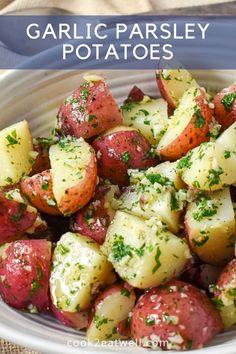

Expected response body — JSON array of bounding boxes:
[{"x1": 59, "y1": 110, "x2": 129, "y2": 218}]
[{"x1": 0, "y1": 69, "x2": 236, "y2": 354}]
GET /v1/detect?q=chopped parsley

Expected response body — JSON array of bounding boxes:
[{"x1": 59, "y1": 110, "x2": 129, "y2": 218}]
[
  {"x1": 192, "y1": 235, "x2": 209, "y2": 247},
  {"x1": 81, "y1": 88, "x2": 89, "y2": 101},
  {"x1": 176, "y1": 150, "x2": 193, "y2": 170},
  {"x1": 57, "y1": 244, "x2": 70, "y2": 255},
  {"x1": 121, "y1": 151, "x2": 130, "y2": 164},
  {"x1": 207, "y1": 167, "x2": 223, "y2": 188},
  {"x1": 170, "y1": 192, "x2": 180, "y2": 211},
  {"x1": 224, "y1": 150, "x2": 231, "y2": 159},
  {"x1": 6, "y1": 130, "x2": 19, "y2": 147},
  {"x1": 194, "y1": 109, "x2": 205, "y2": 128},
  {"x1": 146, "y1": 317, "x2": 155, "y2": 326},
  {"x1": 94, "y1": 315, "x2": 109, "y2": 329},
  {"x1": 192, "y1": 197, "x2": 218, "y2": 221},
  {"x1": 120, "y1": 100, "x2": 136, "y2": 112},
  {"x1": 120, "y1": 288, "x2": 131, "y2": 298},
  {"x1": 111, "y1": 236, "x2": 133, "y2": 261},
  {"x1": 138, "y1": 109, "x2": 149, "y2": 116},
  {"x1": 42, "y1": 181, "x2": 49, "y2": 190},
  {"x1": 152, "y1": 247, "x2": 161, "y2": 274},
  {"x1": 5, "y1": 177, "x2": 13, "y2": 184},
  {"x1": 10, "y1": 203, "x2": 27, "y2": 222},
  {"x1": 221, "y1": 92, "x2": 236, "y2": 112},
  {"x1": 146, "y1": 173, "x2": 172, "y2": 186}
]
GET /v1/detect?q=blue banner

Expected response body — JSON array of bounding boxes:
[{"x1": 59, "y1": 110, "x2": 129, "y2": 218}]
[{"x1": 0, "y1": 15, "x2": 235, "y2": 69}]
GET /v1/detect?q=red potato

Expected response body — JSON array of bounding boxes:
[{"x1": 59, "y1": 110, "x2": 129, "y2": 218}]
[
  {"x1": 157, "y1": 87, "x2": 214, "y2": 161},
  {"x1": 20, "y1": 170, "x2": 61, "y2": 216},
  {"x1": 70, "y1": 185, "x2": 119, "y2": 245},
  {"x1": 87, "y1": 283, "x2": 136, "y2": 341},
  {"x1": 156, "y1": 68, "x2": 200, "y2": 110},
  {"x1": 30, "y1": 138, "x2": 51, "y2": 176},
  {"x1": 92, "y1": 126, "x2": 158, "y2": 185},
  {"x1": 131, "y1": 280, "x2": 223, "y2": 350},
  {"x1": 0, "y1": 191, "x2": 37, "y2": 245},
  {"x1": 213, "y1": 84, "x2": 236, "y2": 130},
  {"x1": 49, "y1": 138, "x2": 98, "y2": 215},
  {"x1": 0, "y1": 240, "x2": 51, "y2": 311},
  {"x1": 213, "y1": 259, "x2": 236, "y2": 328},
  {"x1": 56, "y1": 76, "x2": 123, "y2": 140},
  {"x1": 127, "y1": 85, "x2": 145, "y2": 102},
  {"x1": 181, "y1": 263, "x2": 222, "y2": 291},
  {"x1": 51, "y1": 303, "x2": 88, "y2": 330}
]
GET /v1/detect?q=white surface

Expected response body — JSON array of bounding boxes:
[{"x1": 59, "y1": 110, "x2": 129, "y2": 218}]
[{"x1": 0, "y1": 69, "x2": 236, "y2": 353}]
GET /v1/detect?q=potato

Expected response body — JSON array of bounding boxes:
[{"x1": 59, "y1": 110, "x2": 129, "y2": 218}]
[
  {"x1": 50, "y1": 232, "x2": 115, "y2": 312},
  {"x1": 21, "y1": 170, "x2": 60, "y2": 216},
  {"x1": 121, "y1": 95, "x2": 168, "y2": 144},
  {"x1": 129, "y1": 161, "x2": 185, "y2": 190},
  {"x1": 112, "y1": 166, "x2": 186, "y2": 233},
  {"x1": 70, "y1": 185, "x2": 119, "y2": 245},
  {"x1": 87, "y1": 283, "x2": 136, "y2": 342},
  {"x1": 56, "y1": 76, "x2": 123, "y2": 140},
  {"x1": 0, "y1": 120, "x2": 35, "y2": 186},
  {"x1": 157, "y1": 87, "x2": 213, "y2": 160},
  {"x1": 30, "y1": 137, "x2": 52, "y2": 176},
  {"x1": 0, "y1": 190, "x2": 37, "y2": 245},
  {"x1": 0, "y1": 240, "x2": 51, "y2": 312},
  {"x1": 179, "y1": 141, "x2": 236, "y2": 191},
  {"x1": 156, "y1": 68, "x2": 200, "y2": 109},
  {"x1": 181, "y1": 263, "x2": 222, "y2": 291},
  {"x1": 49, "y1": 137, "x2": 97, "y2": 215},
  {"x1": 126, "y1": 85, "x2": 145, "y2": 102},
  {"x1": 131, "y1": 280, "x2": 223, "y2": 350},
  {"x1": 101, "y1": 211, "x2": 192, "y2": 289},
  {"x1": 185, "y1": 188, "x2": 236, "y2": 265},
  {"x1": 92, "y1": 126, "x2": 157, "y2": 186},
  {"x1": 51, "y1": 303, "x2": 88, "y2": 330},
  {"x1": 213, "y1": 83, "x2": 236, "y2": 130},
  {"x1": 213, "y1": 259, "x2": 236, "y2": 328}
]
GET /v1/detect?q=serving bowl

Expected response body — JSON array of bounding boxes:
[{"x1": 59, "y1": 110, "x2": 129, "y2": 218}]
[{"x1": 0, "y1": 69, "x2": 236, "y2": 353}]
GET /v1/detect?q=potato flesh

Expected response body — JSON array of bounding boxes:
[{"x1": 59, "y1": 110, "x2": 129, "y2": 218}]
[
  {"x1": 113, "y1": 165, "x2": 186, "y2": 233},
  {"x1": 0, "y1": 120, "x2": 34, "y2": 186},
  {"x1": 181, "y1": 141, "x2": 236, "y2": 190},
  {"x1": 158, "y1": 87, "x2": 201, "y2": 149},
  {"x1": 49, "y1": 138, "x2": 93, "y2": 206},
  {"x1": 101, "y1": 211, "x2": 191, "y2": 289},
  {"x1": 185, "y1": 188, "x2": 235, "y2": 265},
  {"x1": 122, "y1": 96, "x2": 168, "y2": 144},
  {"x1": 87, "y1": 289, "x2": 136, "y2": 341},
  {"x1": 159, "y1": 69, "x2": 200, "y2": 105},
  {"x1": 50, "y1": 232, "x2": 114, "y2": 312}
]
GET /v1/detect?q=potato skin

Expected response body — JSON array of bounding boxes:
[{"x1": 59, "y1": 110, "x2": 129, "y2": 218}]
[
  {"x1": 20, "y1": 170, "x2": 60, "y2": 216},
  {"x1": 131, "y1": 280, "x2": 223, "y2": 350},
  {"x1": 30, "y1": 138, "x2": 51, "y2": 176},
  {"x1": 214, "y1": 259, "x2": 236, "y2": 328},
  {"x1": 57, "y1": 80, "x2": 123, "y2": 140},
  {"x1": 0, "y1": 240, "x2": 51, "y2": 311},
  {"x1": 92, "y1": 127, "x2": 157, "y2": 185},
  {"x1": 58, "y1": 155, "x2": 97, "y2": 215},
  {"x1": 70, "y1": 185, "x2": 118, "y2": 245},
  {"x1": 51, "y1": 303, "x2": 88, "y2": 330},
  {"x1": 213, "y1": 84, "x2": 236, "y2": 130},
  {"x1": 159, "y1": 92, "x2": 213, "y2": 161},
  {"x1": 0, "y1": 192, "x2": 37, "y2": 245}
]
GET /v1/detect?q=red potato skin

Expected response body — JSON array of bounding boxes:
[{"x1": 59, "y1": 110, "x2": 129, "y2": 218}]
[
  {"x1": 213, "y1": 84, "x2": 236, "y2": 130},
  {"x1": 214, "y1": 259, "x2": 236, "y2": 297},
  {"x1": 0, "y1": 192, "x2": 37, "y2": 246},
  {"x1": 0, "y1": 240, "x2": 51, "y2": 311},
  {"x1": 58, "y1": 155, "x2": 97, "y2": 215},
  {"x1": 20, "y1": 170, "x2": 61, "y2": 216},
  {"x1": 159, "y1": 92, "x2": 214, "y2": 161},
  {"x1": 30, "y1": 141, "x2": 51, "y2": 176},
  {"x1": 181, "y1": 263, "x2": 222, "y2": 292},
  {"x1": 127, "y1": 86, "x2": 144, "y2": 102},
  {"x1": 156, "y1": 70, "x2": 176, "y2": 110},
  {"x1": 70, "y1": 185, "x2": 118, "y2": 245},
  {"x1": 57, "y1": 80, "x2": 123, "y2": 140},
  {"x1": 92, "y1": 129, "x2": 158, "y2": 186},
  {"x1": 51, "y1": 303, "x2": 88, "y2": 330},
  {"x1": 131, "y1": 280, "x2": 223, "y2": 350},
  {"x1": 88, "y1": 283, "x2": 134, "y2": 337}
]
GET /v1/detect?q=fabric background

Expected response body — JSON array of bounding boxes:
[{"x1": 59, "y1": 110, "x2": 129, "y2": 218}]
[{"x1": 0, "y1": 0, "x2": 232, "y2": 353}]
